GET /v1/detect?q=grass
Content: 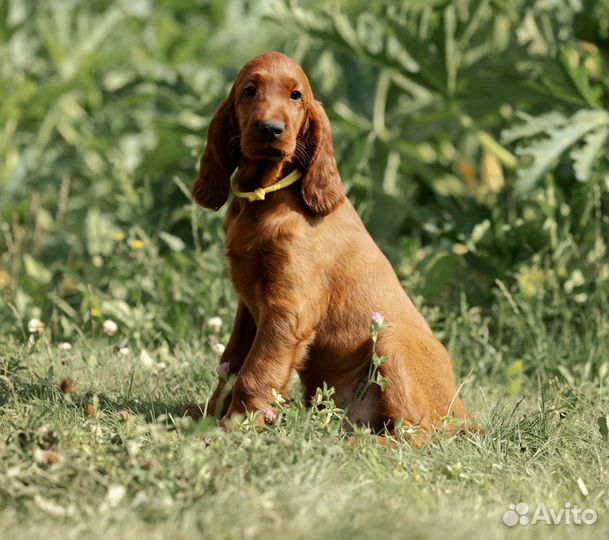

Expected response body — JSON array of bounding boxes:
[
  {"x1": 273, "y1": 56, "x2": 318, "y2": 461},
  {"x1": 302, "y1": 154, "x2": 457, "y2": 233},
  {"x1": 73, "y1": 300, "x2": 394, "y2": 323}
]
[{"x1": 1, "y1": 290, "x2": 608, "y2": 540}]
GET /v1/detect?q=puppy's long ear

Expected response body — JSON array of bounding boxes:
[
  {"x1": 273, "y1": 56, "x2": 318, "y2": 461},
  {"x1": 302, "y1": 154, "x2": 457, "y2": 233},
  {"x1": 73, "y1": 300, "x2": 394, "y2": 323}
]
[
  {"x1": 300, "y1": 100, "x2": 344, "y2": 215},
  {"x1": 192, "y1": 97, "x2": 239, "y2": 211}
]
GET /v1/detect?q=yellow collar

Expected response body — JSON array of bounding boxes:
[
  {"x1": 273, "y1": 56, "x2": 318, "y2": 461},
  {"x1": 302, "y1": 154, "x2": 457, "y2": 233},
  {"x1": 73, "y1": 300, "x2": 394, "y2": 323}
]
[{"x1": 230, "y1": 168, "x2": 302, "y2": 202}]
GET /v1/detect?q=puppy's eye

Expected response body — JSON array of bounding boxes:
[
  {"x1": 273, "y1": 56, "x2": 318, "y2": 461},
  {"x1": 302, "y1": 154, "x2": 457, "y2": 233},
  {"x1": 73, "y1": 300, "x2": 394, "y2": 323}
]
[
  {"x1": 290, "y1": 90, "x2": 302, "y2": 101},
  {"x1": 244, "y1": 85, "x2": 257, "y2": 97}
]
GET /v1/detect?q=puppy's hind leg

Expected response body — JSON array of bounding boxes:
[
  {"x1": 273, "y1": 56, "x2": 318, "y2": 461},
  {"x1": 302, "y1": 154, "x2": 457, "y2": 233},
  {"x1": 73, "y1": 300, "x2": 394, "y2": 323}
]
[{"x1": 375, "y1": 327, "x2": 471, "y2": 445}]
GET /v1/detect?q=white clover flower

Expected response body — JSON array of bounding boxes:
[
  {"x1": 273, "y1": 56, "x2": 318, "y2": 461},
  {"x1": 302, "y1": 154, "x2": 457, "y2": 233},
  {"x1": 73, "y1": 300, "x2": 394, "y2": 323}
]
[
  {"x1": 28, "y1": 318, "x2": 45, "y2": 335},
  {"x1": 106, "y1": 485, "x2": 126, "y2": 508},
  {"x1": 157, "y1": 362, "x2": 167, "y2": 371},
  {"x1": 102, "y1": 319, "x2": 118, "y2": 336},
  {"x1": 207, "y1": 316, "x2": 223, "y2": 332},
  {"x1": 212, "y1": 343, "x2": 226, "y2": 355},
  {"x1": 117, "y1": 346, "x2": 130, "y2": 356},
  {"x1": 57, "y1": 342, "x2": 72, "y2": 351}
]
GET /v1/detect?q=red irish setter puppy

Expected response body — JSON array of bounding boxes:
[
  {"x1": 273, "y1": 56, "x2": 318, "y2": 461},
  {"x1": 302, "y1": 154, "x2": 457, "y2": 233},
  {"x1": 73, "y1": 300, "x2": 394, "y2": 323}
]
[{"x1": 191, "y1": 51, "x2": 471, "y2": 443}]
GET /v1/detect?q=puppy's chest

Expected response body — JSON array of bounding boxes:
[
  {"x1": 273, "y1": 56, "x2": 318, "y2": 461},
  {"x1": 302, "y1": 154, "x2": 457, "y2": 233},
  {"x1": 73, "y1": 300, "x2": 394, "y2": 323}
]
[{"x1": 224, "y1": 211, "x2": 298, "y2": 305}]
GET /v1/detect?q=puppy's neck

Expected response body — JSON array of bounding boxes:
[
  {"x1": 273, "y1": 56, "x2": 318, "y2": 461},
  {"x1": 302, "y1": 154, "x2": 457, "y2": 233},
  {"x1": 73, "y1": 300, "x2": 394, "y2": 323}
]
[{"x1": 237, "y1": 158, "x2": 296, "y2": 190}]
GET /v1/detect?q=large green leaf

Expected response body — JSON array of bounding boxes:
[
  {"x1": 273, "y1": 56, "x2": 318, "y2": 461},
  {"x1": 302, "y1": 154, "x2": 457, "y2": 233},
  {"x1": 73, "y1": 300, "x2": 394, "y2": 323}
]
[{"x1": 503, "y1": 109, "x2": 609, "y2": 193}]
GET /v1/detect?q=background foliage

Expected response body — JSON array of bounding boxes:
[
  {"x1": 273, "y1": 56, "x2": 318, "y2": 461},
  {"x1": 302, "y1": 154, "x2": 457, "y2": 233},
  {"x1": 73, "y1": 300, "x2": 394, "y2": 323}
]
[{"x1": 0, "y1": 0, "x2": 608, "y2": 378}]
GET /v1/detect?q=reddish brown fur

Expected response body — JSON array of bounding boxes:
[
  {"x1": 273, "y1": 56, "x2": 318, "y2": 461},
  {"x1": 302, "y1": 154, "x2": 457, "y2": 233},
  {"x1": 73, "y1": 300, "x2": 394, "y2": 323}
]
[{"x1": 190, "y1": 52, "x2": 471, "y2": 443}]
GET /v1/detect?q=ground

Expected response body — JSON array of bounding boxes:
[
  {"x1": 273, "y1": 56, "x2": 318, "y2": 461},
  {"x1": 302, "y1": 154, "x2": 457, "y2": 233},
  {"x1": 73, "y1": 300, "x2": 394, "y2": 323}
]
[{"x1": 1, "y1": 309, "x2": 608, "y2": 539}]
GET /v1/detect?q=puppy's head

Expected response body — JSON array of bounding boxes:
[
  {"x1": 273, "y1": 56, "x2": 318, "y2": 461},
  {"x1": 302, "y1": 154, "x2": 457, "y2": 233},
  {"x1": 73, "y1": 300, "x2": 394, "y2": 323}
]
[{"x1": 192, "y1": 52, "x2": 343, "y2": 215}]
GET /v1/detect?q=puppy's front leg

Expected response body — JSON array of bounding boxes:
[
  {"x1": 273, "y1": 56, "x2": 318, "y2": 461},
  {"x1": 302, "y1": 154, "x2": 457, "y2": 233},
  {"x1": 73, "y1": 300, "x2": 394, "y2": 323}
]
[
  {"x1": 187, "y1": 302, "x2": 256, "y2": 419},
  {"x1": 224, "y1": 314, "x2": 313, "y2": 423}
]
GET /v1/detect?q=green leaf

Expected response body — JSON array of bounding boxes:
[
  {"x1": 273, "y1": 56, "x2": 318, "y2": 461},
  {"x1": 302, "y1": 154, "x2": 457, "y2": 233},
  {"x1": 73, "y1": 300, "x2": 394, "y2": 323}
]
[
  {"x1": 507, "y1": 109, "x2": 609, "y2": 194},
  {"x1": 47, "y1": 292, "x2": 77, "y2": 318},
  {"x1": 421, "y1": 251, "x2": 461, "y2": 298},
  {"x1": 330, "y1": 12, "x2": 361, "y2": 53},
  {"x1": 502, "y1": 112, "x2": 566, "y2": 144},
  {"x1": 444, "y1": 4, "x2": 458, "y2": 96},
  {"x1": 570, "y1": 126, "x2": 609, "y2": 182},
  {"x1": 357, "y1": 12, "x2": 384, "y2": 55},
  {"x1": 386, "y1": 34, "x2": 419, "y2": 73},
  {"x1": 159, "y1": 232, "x2": 185, "y2": 252},
  {"x1": 23, "y1": 255, "x2": 52, "y2": 285},
  {"x1": 559, "y1": 47, "x2": 603, "y2": 109}
]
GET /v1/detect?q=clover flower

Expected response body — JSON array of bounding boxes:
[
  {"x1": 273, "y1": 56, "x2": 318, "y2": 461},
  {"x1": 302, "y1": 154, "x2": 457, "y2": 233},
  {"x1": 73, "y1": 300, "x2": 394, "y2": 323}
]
[
  {"x1": 371, "y1": 312, "x2": 384, "y2": 326},
  {"x1": 262, "y1": 408, "x2": 277, "y2": 425},
  {"x1": 102, "y1": 319, "x2": 118, "y2": 336},
  {"x1": 216, "y1": 361, "x2": 230, "y2": 376},
  {"x1": 207, "y1": 317, "x2": 223, "y2": 332},
  {"x1": 106, "y1": 485, "x2": 127, "y2": 508},
  {"x1": 212, "y1": 343, "x2": 226, "y2": 355},
  {"x1": 28, "y1": 318, "x2": 45, "y2": 335}
]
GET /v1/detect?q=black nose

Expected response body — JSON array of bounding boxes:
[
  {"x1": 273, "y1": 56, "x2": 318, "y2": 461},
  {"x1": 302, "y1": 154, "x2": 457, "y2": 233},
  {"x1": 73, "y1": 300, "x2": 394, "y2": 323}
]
[{"x1": 257, "y1": 120, "x2": 285, "y2": 140}]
